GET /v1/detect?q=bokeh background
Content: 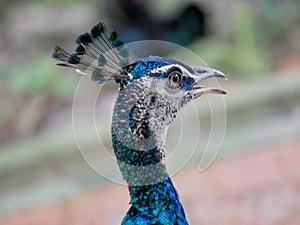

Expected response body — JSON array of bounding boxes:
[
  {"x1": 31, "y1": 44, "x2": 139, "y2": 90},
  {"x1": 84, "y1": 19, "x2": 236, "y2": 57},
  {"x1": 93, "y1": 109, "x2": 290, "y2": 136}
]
[{"x1": 0, "y1": 0, "x2": 300, "y2": 224}]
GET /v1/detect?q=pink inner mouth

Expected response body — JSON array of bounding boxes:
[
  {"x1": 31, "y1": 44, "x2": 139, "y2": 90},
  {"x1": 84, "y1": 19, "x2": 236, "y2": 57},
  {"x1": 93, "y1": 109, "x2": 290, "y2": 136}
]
[{"x1": 191, "y1": 84, "x2": 227, "y2": 95}]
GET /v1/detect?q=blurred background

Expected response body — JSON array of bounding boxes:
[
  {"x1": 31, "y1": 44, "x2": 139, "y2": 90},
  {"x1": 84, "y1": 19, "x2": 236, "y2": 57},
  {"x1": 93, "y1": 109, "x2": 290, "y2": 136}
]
[{"x1": 0, "y1": 0, "x2": 300, "y2": 224}]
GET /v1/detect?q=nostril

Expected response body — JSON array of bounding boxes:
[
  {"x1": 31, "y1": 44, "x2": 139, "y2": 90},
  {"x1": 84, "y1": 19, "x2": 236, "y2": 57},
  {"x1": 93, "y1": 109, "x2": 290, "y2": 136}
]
[{"x1": 197, "y1": 69, "x2": 207, "y2": 74}]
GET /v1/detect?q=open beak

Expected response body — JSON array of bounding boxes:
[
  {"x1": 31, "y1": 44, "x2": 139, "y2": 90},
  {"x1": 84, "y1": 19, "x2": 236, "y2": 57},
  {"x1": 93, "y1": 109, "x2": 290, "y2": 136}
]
[{"x1": 190, "y1": 66, "x2": 227, "y2": 97}]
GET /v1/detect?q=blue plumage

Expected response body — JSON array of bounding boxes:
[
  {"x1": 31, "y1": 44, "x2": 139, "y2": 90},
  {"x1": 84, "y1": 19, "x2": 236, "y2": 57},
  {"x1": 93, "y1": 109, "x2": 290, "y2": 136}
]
[
  {"x1": 122, "y1": 177, "x2": 188, "y2": 225},
  {"x1": 53, "y1": 22, "x2": 226, "y2": 225},
  {"x1": 126, "y1": 56, "x2": 193, "y2": 79}
]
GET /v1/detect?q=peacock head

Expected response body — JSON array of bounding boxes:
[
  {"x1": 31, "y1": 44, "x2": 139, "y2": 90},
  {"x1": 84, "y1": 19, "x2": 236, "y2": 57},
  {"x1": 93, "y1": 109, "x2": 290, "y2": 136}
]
[
  {"x1": 111, "y1": 56, "x2": 226, "y2": 148},
  {"x1": 123, "y1": 56, "x2": 226, "y2": 108},
  {"x1": 52, "y1": 22, "x2": 226, "y2": 147}
]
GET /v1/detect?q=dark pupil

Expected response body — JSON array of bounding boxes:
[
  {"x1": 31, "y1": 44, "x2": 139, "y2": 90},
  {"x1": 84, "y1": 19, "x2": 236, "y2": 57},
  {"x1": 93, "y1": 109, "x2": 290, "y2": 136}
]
[{"x1": 172, "y1": 74, "x2": 179, "y2": 83}]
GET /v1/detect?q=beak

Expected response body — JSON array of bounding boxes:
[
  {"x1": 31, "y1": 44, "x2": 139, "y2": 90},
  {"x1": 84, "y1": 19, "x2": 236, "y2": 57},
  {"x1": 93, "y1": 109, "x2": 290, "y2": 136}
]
[{"x1": 189, "y1": 66, "x2": 227, "y2": 97}]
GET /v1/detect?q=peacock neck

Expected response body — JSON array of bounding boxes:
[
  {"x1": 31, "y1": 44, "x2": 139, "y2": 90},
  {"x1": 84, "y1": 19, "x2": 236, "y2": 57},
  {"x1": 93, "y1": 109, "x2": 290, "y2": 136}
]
[
  {"x1": 111, "y1": 81, "x2": 173, "y2": 186},
  {"x1": 112, "y1": 132, "x2": 188, "y2": 224},
  {"x1": 111, "y1": 132, "x2": 169, "y2": 186},
  {"x1": 111, "y1": 84, "x2": 188, "y2": 224}
]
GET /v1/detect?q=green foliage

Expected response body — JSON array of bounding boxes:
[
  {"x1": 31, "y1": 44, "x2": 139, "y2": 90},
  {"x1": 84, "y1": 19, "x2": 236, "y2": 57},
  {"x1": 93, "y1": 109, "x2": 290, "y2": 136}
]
[
  {"x1": 5, "y1": 57, "x2": 76, "y2": 99},
  {"x1": 192, "y1": 2, "x2": 270, "y2": 78}
]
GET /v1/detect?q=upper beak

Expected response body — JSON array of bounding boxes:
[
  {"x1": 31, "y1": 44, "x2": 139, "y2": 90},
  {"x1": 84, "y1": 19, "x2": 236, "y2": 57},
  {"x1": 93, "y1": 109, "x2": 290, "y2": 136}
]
[{"x1": 190, "y1": 66, "x2": 227, "y2": 96}]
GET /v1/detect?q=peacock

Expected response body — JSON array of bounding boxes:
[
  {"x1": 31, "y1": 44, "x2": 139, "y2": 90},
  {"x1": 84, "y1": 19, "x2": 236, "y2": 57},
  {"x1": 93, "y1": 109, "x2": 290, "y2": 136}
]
[{"x1": 52, "y1": 22, "x2": 226, "y2": 225}]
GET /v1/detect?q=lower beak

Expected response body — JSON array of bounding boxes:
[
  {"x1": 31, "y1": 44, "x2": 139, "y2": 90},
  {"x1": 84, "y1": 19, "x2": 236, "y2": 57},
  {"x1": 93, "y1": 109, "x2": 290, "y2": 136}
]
[{"x1": 190, "y1": 66, "x2": 227, "y2": 96}]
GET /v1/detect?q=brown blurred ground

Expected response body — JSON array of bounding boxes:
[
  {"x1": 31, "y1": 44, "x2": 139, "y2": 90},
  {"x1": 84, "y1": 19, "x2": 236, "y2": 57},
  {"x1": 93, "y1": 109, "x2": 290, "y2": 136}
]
[{"x1": 1, "y1": 140, "x2": 299, "y2": 225}]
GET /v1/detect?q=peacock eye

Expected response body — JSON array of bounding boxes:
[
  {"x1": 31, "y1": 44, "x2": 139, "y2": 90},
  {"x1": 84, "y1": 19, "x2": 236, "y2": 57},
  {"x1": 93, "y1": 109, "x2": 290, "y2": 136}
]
[{"x1": 168, "y1": 71, "x2": 182, "y2": 88}]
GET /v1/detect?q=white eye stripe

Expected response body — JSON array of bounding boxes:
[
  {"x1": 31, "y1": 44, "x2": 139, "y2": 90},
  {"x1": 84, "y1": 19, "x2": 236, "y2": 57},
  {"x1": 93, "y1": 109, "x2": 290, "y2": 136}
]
[
  {"x1": 149, "y1": 65, "x2": 174, "y2": 74},
  {"x1": 149, "y1": 64, "x2": 191, "y2": 76}
]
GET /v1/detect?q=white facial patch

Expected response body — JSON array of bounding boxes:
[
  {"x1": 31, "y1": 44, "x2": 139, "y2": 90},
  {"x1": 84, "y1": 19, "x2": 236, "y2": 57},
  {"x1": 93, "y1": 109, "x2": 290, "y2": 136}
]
[{"x1": 149, "y1": 64, "x2": 192, "y2": 78}]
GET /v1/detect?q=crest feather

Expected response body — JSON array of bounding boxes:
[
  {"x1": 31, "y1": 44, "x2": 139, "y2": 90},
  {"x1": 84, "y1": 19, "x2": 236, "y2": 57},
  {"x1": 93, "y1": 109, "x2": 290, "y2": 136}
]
[{"x1": 52, "y1": 22, "x2": 135, "y2": 85}]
